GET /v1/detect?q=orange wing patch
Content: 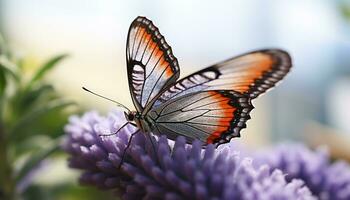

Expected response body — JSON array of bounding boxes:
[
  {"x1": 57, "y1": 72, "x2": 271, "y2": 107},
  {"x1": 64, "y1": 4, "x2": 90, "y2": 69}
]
[
  {"x1": 199, "y1": 91, "x2": 253, "y2": 145},
  {"x1": 187, "y1": 91, "x2": 251, "y2": 145},
  {"x1": 207, "y1": 50, "x2": 291, "y2": 98},
  {"x1": 218, "y1": 53, "x2": 274, "y2": 93},
  {"x1": 204, "y1": 92, "x2": 237, "y2": 144}
]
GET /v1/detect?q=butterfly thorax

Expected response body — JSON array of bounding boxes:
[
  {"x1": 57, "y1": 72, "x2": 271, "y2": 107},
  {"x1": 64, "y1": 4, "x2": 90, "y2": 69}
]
[{"x1": 124, "y1": 111, "x2": 152, "y2": 133}]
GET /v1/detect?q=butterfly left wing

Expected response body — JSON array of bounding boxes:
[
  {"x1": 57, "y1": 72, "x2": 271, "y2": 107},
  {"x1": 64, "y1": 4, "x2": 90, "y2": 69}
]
[
  {"x1": 154, "y1": 49, "x2": 291, "y2": 106},
  {"x1": 126, "y1": 16, "x2": 180, "y2": 113},
  {"x1": 147, "y1": 90, "x2": 253, "y2": 146}
]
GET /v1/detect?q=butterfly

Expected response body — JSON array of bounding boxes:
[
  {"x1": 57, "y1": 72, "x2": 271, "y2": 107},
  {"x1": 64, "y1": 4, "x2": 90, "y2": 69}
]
[{"x1": 87, "y1": 16, "x2": 292, "y2": 147}]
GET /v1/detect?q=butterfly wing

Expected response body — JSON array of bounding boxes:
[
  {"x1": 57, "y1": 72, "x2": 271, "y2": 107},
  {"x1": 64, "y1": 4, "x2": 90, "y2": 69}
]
[
  {"x1": 155, "y1": 49, "x2": 291, "y2": 106},
  {"x1": 147, "y1": 90, "x2": 253, "y2": 146},
  {"x1": 126, "y1": 16, "x2": 180, "y2": 113}
]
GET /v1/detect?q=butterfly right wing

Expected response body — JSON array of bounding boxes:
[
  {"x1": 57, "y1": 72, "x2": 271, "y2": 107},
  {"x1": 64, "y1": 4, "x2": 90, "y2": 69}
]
[
  {"x1": 154, "y1": 49, "x2": 291, "y2": 107},
  {"x1": 147, "y1": 90, "x2": 253, "y2": 146}
]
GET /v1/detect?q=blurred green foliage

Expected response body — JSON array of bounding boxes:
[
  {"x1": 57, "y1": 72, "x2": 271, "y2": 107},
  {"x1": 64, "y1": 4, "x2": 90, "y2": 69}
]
[
  {"x1": 0, "y1": 35, "x2": 115, "y2": 200},
  {"x1": 23, "y1": 183, "x2": 116, "y2": 200},
  {"x1": 0, "y1": 34, "x2": 73, "y2": 199},
  {"x1": 339, "y1": 1, "x2": 350, "y2": 23}
]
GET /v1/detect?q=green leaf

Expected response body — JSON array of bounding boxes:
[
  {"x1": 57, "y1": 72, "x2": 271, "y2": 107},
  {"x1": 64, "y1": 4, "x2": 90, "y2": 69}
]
[
  {"x1": 15, "y1": 137, "x2": 61, "y2": 188},
  {"x1": 15, "y1": 84, "x2": 54, "y2": 113},
  {"x1": 0, "y1": 70, "x2": 6, "y2": 119},
  {"x1": 0, "y1": 67, "x2": 6, "y2": 96},
  {"x1": 0, "y1": 34, "x2": 5, "y2": 47},
  {"x1": 27, "y1": 54, "x2": 68, "y2": 88},
  {"x1": 0, "y1": 34, "x2": 9, "y2": 56},
  {"x1": 8, "y1": 100, "x2": 75, "y2": 141},
  {"x1": 0, "y1": 55, "x2": 20, "y2": 82}
]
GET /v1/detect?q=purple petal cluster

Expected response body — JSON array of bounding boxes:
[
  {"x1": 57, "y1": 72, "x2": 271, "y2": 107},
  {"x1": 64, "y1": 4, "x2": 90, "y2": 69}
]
[
  {"x1": 63, "y1": 111, "x2": 314, "y2": 200},
  {"x1": 252, "y1": 144, "x2": 350, "y2": 200}
]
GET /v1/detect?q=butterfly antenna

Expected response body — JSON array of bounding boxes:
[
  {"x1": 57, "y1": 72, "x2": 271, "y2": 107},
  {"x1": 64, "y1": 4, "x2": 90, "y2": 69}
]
[{"x1": 82, "y1": 87, "x2": 131, "y2": 112}]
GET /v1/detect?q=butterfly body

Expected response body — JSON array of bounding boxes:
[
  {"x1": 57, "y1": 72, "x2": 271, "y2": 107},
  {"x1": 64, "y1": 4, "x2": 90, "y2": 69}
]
[{"x1": 121, "y1": 16, "x2": 292, "y2": 147}]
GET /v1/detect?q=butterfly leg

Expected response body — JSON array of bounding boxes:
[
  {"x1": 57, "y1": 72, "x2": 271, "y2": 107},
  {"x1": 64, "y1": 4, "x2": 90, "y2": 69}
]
[
  {"x1": 98, "y1": 122, "x2": 131, "y2": 137},
  {"x1": 118, "y1": 129, "x2": 141, "y2": 169}
]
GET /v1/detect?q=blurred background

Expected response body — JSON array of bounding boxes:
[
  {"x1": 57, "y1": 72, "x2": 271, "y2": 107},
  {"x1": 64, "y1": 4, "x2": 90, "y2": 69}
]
[{"x1": 1, "y1": 0, "x2": 350, "y2": 199}]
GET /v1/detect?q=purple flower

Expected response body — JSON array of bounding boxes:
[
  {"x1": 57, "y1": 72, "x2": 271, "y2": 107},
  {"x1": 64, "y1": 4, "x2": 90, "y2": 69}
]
[
  {"x1": 63, "y1": 111, "x2": 314, "y2": 200},
  {"x1": 323, "y1": 161, "x2": 350, "y2": 200},
  {"x1": 252, "y1": 144, "x2": 350, "y2": 200}
]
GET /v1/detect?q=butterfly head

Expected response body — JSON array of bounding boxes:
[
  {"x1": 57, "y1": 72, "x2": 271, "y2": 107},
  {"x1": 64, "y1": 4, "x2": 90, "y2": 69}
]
[{"x1": 125, "y1": 111, "x2": 139, "y2": 122}]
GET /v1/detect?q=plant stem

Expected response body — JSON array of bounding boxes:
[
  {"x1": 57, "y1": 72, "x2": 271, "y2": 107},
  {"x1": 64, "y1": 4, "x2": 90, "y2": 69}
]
[{"x1": 0, "y1": 122, "x2": 15, "y2": 200}]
